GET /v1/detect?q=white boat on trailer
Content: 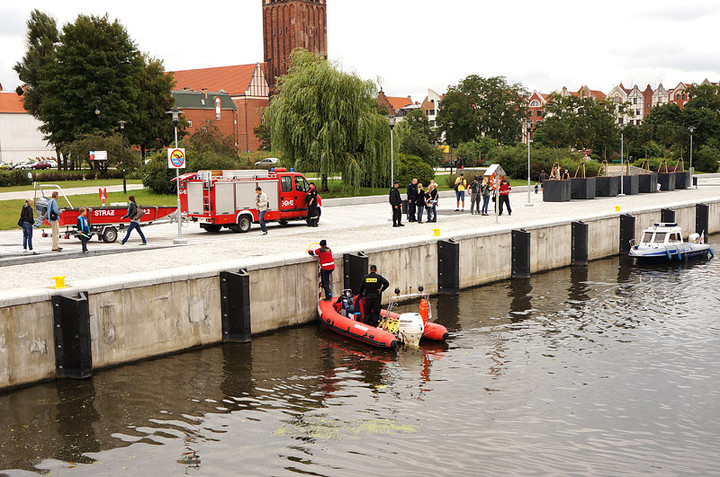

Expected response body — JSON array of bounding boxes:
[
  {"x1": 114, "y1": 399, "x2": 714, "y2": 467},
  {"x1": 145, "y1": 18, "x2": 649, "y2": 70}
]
[{"x1": 629, "y1": 222, "x2": 714, "y2": 264}]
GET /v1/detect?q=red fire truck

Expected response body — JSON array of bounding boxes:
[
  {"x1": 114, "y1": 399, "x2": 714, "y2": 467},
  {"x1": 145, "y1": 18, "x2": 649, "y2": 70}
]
[{"x1": 177, "y1": 169, "x2": 321, "y2": 233}]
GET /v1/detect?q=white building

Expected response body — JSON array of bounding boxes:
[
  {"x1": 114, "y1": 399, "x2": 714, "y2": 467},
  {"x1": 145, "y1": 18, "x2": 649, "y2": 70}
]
[{"x1": 0, "y1": 90, "x2": 56, "y2": 164}]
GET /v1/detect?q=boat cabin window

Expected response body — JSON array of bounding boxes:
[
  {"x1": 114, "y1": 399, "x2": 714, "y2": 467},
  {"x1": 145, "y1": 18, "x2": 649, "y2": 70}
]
[
  {"x1": 653, "y1": 232, "x2": 667, "y2": 243},
  {"x1": 281, "y1": 176, "x2": 292, "y2": 192},
  {"x1": 668, "y1": 232, "x2": 681, "y2": 243},
  {"x1": 642, "y1": 232, "x2": 653, "y2": 242},
  {"x1": 295, "y1": 176, "x2": 309, "y2": 192}
]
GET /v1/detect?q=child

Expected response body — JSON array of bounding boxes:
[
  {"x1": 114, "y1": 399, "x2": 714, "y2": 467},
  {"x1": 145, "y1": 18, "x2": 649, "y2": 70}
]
[{"x1": 77, "y1": 207, "x2": 91, "y2": 253}]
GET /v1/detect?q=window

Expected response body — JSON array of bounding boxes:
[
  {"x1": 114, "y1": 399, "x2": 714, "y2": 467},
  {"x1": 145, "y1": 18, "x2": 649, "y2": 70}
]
[
  {"x1": 669, "y1": 233, "x2": 681, "y2": 243},
  {"x1": 215, "y1": 97, "x2": 222, "y2": 120},
  {"x1": 682, "y1": 94, "x2": 686, "y2": 100},
  {"x1": 642, "y1": 232, "x2": 653, "y2": 242},
  {"x1": 537, "y1": 111, "x2": 542, "y2": 117},
  {"x1": 530, "y1": 100, "x2": 540, "y2": 107},
  {"x1": 429, "y1": 109, "x2": 435, "y2": 115},
  {"x1": 281, "y1": 176, "x2": 292, "y2": 192},
  {"x1": 295, "y1": 176, "x2": 309, "y2": 192},
  {"x1": 653, "y1": 232, "x2": 667, "y2": 243},
  {"x1": 188, "y1": 120, "x2": 193, "y2": 127},
  {"x1": 633, "y1": 98, "x2": 637, "y2": 104},
  {"x1": 676, "y1": 94, "x2": 680, "y2": 100},
  {"x1": 529, "y1": 110, "x2": 533, "y2": 116}
]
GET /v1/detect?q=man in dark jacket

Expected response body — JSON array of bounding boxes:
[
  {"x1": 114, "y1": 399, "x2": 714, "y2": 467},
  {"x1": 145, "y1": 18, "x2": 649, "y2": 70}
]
[
  {"x1": 406, "y1": 178, "x2": 418, "y2": 222},
  {"x1": 306, "y1": 182, "x2": 319, "y2": 227},
  {"x1": 389, "y1": 181, "x2": 403, "y2": 227},
  {"x1": 358, "y1": 264, "x2": 390, "y2": 327}
]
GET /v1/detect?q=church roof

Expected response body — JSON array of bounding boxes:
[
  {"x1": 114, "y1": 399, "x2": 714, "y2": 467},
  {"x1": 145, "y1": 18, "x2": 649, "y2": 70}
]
[
  {"x1": 170, "y1": 64, "x2": 261, "y2": 97},
  {"x1": 0, "y1": 92, "x2": 26, "y2": 113}
]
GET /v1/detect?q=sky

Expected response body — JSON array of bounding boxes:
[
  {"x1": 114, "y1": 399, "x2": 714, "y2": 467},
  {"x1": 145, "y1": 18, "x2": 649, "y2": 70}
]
[{"x1": 1, "y1": 0, "x2": 720, "y2": 102}]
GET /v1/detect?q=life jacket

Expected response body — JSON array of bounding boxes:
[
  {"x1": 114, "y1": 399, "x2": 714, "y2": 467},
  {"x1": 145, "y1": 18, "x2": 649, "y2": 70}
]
[{"x1": 314, "y1": 246, "x2": 335, "y2": 271}]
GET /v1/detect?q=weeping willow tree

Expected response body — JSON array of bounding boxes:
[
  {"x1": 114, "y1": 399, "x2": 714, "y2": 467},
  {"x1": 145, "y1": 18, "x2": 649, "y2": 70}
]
[{"x1": 267, "y1": 49, "x2": 390, "y2": 191}]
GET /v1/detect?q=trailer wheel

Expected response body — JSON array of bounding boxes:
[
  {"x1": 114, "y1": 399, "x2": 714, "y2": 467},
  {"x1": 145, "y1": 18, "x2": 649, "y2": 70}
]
[
  {"x1": 235, "y1": 216, "x2": 252, "y2": 233},
  {"x1": 102, "y1": 226, "x2": 118, "y2": 243},
  {"x1": 278, "y1": 220, "x2": 289, "y2": 226},
  {"x1": 200, "y1": 224, "x2": 222, "y2": 233}
]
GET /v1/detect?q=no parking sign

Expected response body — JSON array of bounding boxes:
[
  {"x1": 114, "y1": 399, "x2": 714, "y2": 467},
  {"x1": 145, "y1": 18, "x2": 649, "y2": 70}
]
[{"x1": 168, "y1": 148, "x2": 186, "y2": 169}]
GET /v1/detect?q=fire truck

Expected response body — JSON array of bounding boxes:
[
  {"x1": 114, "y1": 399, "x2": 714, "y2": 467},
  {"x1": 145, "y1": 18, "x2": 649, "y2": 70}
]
[{"x1": 177, "y1": 168, "x2": 321, "y2": 233}]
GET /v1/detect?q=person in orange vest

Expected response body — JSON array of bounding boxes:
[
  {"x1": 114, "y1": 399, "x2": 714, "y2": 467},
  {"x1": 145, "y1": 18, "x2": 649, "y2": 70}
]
[
  {"x1": 498, "y1": 176, "x2": 512, "y2": 216},
  {"x1": 309, "y1": 239, "x2": 335, "y2": 300}
]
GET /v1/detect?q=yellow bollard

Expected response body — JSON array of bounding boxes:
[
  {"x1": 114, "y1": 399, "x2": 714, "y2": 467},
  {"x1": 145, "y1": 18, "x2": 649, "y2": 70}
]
[
  {"x1": 433, "y1": 228, "x2": 440, "y2": 236},
  {"x1": 51, "y1": 275, "x2": 66, "y2": 289},
  {"x1": 615, "y1": 206, "x2": 621, "y2": 212}
]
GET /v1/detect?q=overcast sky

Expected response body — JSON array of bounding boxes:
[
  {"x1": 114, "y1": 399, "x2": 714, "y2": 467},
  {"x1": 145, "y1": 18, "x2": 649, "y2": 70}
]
[{"x1": 2, "y1": 0, "x2": 719, "y2": 102}]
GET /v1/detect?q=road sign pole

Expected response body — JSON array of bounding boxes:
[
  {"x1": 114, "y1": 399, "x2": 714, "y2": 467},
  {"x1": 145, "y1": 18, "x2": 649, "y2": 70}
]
[{"x1": 173, "y1": 127, "x2": 186, "y2": 245}]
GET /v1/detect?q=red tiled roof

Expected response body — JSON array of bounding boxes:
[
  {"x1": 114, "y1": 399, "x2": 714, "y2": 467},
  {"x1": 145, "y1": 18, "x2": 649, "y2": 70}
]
[
  {"x1": 0, "y1": 92, "x2": 26, "y2": 113},
  {"x1": 170, "y1": 64, "x2": 259, "y2": 96},
  {"x1": 387, "y1": 96, "x2": 413, "y2": 110}
]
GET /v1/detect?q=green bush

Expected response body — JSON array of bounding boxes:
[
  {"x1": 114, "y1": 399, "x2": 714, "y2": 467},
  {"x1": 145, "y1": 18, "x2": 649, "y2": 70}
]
[
  {"x1": 142, "y1": 150, "x2": 242, "y2": 194},
  {"x1": 0, "y1": 169, "x2": 33, "y2": 187},
  {"x1": 395, "y1": 153, "x2": 435, "y2": 187},
  {"x1": 693, "y1": 146, "x2": 720, "y2": 173}
]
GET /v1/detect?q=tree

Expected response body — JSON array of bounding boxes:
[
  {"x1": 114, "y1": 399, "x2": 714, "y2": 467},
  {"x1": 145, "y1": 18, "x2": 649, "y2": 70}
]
[
  {"x1": 132, "y1": 55, "x2": 176, "y2": 157},
  {"x1": 437, "y1": 75, "x2": 528, "y2": 145},
  {"x1": 267, "y1": 49, "x2": 389, "y2": 191},
  {"x1": 13, "y1": 10, "x2": 59, "y2": 118},
  {"x1": 253, "y1": 120, "x2": 272, "y2": 151},
  {"x1": 394, "y1": 109, "x2": 438, "y2": 166},
  {"x1": 64, "y1": 131, "x2": 138, "y2": 174}
]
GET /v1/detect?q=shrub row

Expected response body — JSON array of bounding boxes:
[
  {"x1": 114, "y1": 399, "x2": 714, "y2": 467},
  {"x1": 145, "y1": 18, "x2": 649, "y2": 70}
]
[{"x1": 0, "y1": 168, "x2": 126, "y2": 187}]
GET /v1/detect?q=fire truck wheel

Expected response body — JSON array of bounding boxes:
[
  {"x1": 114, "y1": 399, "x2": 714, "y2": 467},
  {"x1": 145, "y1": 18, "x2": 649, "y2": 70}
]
[
  {"x1": 236, "y1": 216, "x2": 252, "y2": 233},
  {"x1": 201, "y1": 224, "x2": 222, "y2": 233},
  {"x1": 278, "y1": 220, "x2": 289, "y2": 226},
  {"x1": 102, "y1": 227, "x2": 118, "y2": 243}
]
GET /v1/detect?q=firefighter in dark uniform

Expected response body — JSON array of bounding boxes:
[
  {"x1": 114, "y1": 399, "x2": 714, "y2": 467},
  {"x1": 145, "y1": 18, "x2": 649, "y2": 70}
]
[
  {"x1": 306, "y1": 182, "x2": 319, "y2": 227},
  {"x1": 389, "y1": 180, "x2": 403, "y2": 227},
  {"x1": 358, "y1": 264, "x2": 389, "y2": 327},
  {"x1": 308, "y1": 239, "x2": 335, "y2": 300}
]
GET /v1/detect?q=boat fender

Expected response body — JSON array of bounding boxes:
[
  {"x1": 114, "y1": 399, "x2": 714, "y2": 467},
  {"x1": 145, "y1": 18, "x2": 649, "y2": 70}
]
[
  {"x1": 666, "y1": 250, "x2": 672, "y2": 261},
  {"x1": 709, "y1": 248, "x2": 715, "y2": 259},
  {"x1": 419, "y1": 298, "x2": 429, "y2": 325}
]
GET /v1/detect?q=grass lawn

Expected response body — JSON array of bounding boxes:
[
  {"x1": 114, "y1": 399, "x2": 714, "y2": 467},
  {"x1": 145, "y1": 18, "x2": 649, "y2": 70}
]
[
  {"x1": 1, "y1": 189, "x2": 175, "y2": 231},
  {"x1": 0, "y1": 179, "x2": 143, "y2": 193}
]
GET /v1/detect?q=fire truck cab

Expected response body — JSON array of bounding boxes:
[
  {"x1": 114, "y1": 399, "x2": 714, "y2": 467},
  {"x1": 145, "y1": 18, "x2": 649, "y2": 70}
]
[{"x1": 178, "y1": 168, "x2": 321, "y2": 233}]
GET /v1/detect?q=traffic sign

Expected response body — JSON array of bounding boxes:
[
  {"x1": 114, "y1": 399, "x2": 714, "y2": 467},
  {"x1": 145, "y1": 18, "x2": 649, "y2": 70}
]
[{"x1": 168, "y1": 148, "x2": 186, "y2": 169}]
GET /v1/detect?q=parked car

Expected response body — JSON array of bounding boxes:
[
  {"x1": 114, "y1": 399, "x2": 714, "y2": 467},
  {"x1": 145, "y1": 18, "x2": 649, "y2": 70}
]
[
  {"x1": 0, "y1": 162, "x2": 13, "y2": 170},
  {"x1": 45, "y1": 159, "x2": 58, "y2": 168},
  {"x1": 31, "y1": 161, "x2": 52, "y2": 170},
  {"x1": 13, "y1": 161, "x2": 35, "y2": 170},
  {"x1": 254, "y1": 157, "x2": 280, "y2": 169}
]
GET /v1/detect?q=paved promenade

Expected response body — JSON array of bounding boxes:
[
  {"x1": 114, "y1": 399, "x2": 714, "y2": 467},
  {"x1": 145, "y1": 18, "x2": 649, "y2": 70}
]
[{"x1": 2, "y1": 176, "x2": 720, "y2": 299}]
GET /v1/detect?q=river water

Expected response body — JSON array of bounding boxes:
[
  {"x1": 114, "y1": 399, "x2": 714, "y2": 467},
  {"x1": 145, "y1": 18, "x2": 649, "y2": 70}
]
[{"x1": 1, "y1": 255, "x2": 719, "y2": 476}]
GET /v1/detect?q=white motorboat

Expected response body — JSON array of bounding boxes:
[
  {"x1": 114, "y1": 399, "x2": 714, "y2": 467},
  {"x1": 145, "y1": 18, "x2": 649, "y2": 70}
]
[{"x1": 629, "y1": 222, "x2": 714, "y2": 264}]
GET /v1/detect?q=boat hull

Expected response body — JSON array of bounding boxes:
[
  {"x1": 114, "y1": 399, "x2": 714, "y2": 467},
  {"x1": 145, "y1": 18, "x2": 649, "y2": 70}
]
[
  {"x1": 630, "y1": 244, "x2": 712, "y2": 264},
  {"x1": 318, "y1": 299, "x2": 397, "y2": 349}
]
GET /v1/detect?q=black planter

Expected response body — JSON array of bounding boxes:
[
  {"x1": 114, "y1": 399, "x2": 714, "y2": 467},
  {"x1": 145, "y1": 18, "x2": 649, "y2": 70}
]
[
  {"x1": 620, "y1": 175, "x2": 639, "y2": 195},
  {"x1": 595, "y1": 176, "x2": 619, "y2": 197},
  {"x1": 543, "y1": 180, "x2": 571, "y2": 202},
  {"x1": 571, "y1": 177, "x2": 596, "y2": 199},
  {"x1": 638, "y1": 172, "x2": 658, "y2": 193},
  {"x1": 658, "y1": 172, "x2": 676, "y2": 191},
  {"x1": 674, "y1": 171, "x2": 691, "y2": 189}
]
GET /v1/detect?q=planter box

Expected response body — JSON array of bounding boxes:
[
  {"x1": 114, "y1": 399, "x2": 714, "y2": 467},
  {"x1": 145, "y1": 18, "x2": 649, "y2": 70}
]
[
  {"x1": 570, "y1": 177, "x2": 596, "y2": 199},
  {"x1": 621, "y1": 175, "x2": 639, "y2": 195},
  {"x1": 595, "y1": 176, "x2": 619, "y2": 197},
  {"x1": 543, "y1": 180, "x2": 571, "y2": 202},
  {"x1": 674, "y1": 171, "x2": 691, "y2": 189},
  {"x1": 658, "y1": 172, "x2": 676, "y2": 191},
  {"x1": 638, "y1": 173, "x2": 658, "y2": 193}
]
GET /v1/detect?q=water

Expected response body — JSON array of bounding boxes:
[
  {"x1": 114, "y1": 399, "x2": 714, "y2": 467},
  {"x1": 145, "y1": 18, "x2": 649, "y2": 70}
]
[{"x1": 1, "y1": 255, "x2": 719, "y2": 476}]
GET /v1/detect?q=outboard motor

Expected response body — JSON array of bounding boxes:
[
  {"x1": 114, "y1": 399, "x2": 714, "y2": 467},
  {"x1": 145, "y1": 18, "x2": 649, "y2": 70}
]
[
  {"x1": 397, "y1": 313, "x2": 425, "y2": 347},
  {"x1": 35, "y1": 197, "x2": 49, "y2": 227}
]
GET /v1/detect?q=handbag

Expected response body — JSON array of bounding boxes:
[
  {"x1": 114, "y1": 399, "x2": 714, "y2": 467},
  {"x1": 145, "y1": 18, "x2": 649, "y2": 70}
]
[{"x1": 18, "y1": 218, "x2": 23, "y2": 227}]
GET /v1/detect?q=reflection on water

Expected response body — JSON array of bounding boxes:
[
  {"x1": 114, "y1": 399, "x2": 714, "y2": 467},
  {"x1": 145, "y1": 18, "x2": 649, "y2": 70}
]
[{"x1": 1, "y1": 254, "x2": 719, "y2": 475}]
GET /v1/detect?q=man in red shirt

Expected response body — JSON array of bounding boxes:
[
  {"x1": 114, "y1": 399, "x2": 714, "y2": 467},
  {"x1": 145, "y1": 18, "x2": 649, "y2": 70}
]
[
  {"x1": 499, "y1": 176, "x2": 512, "y2": 216},
  {"x1": 309, "y1": 239, "x2": 335, "y2": 300}
]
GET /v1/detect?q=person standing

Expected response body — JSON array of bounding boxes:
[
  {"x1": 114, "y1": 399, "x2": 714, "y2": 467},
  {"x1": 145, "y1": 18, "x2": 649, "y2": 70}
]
[
  {"x1": 406, "y1": 178, "x2": 418, "y2": 222},
  {"x1": 255, "y1": 186, "x2": 269, "y2": 235},
  {"x1": 76, "y1": 207, "x2": 90, "y2": 253},
  {"x1": 308, "y1": 239, "x2": 335, "y2": 300},
  {"x1": 427, "y1": 183, "x2": 438, "y2": 222},
  {"x1": 538, "y1": 169, "x2": 549, "y2": 191},
  {"x1": 481, "y1": 177, "x2": 492, "y2": 216},
  {"x1": 468, "y1": 176, "x2": 481, "y2": 215},
  {"x1": 454, "y1": 173, "x2": 467, "y2": 211},
  {"x1": 416, "y1": 182, "x2": 426, "y2": 223},
  {"x1": 47, "y1": 191, "x2": 62, "y2": 252},
  {"x1": 120, "y1": 195, "x2": 147, "y2": 245},
  {"x1": 359, "y1": 264, "x2": 389, "y2": 327},
  {"x1": 389, "y1": 180, "x2": 403, "y2": 227},
  {"x1": 306, "y1": 182, "x2": 319, "y2": 227},
  {"x1": 498, "y1": 176, "x2": 512, "y2": 216},
  {"x1": 20, "y1": 198, "x2": 36, "y2": 254},
  {"x1": 562, "y1": 169, "x2": 570, "y2": 180}
]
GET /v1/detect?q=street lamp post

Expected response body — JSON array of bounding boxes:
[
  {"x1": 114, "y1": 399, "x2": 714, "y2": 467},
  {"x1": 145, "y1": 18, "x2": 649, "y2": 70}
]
[
  {"x1": 619, "y1": 124, "x2": 625, "y2": 197},
  {"x1": 118, "y1": 120, "x2": 127, "y2": 194},
  {"x1": 167, "y1": 108, "x2": 186, "y2": 245},
  {"x1": 388, "y1": 117, "x2": 395, "y2": 186},
  {"x1": 526, "y1": 120, "x2": 534, "y2": 207},
  {"x1": 448, "y1": 121, "x2": 454, "y2": 176},
  {"x1": 688, "y1": 126, "x2": 695, "y2": 188}
]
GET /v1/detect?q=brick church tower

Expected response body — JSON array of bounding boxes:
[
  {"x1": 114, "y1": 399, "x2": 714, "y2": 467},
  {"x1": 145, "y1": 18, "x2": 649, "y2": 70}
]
[{"x1": 262, "y1": 0, "x2": 327, "y2": 92}]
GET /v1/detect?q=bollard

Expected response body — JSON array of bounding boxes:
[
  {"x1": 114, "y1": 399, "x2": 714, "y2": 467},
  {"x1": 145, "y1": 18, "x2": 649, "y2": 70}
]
[
  {"x1": 619, "y1": 214, "x2": 635, "y2": 254},
  {"x1": 51, "y1": 275, "x2": 66, "y2": 289},
  {"x1": 438, "y1": 239, "x2": 460, "y2": 294},
  {"x1": 571, "y1": 221, "x2": 589, "y2": 266},
  {"x1": 52, "y1": 291, "x2": 92, "y2": 379},
  {"x1": 220, "y1": 270, "x2": 252, "y2": 343},
  {"x1": 433, "y1": 228, "x2": 440, "y2": 237},
  {"x1": 696, "y1": 203, "x2": 709, "y2": 243},
  {"x1": 343, "y1": 252, "x2": 368, "y2": 295},
  {"x1": 512, "y1": 229, "x2": 531, "y2": 278},
  {"x1": 661, "y1": 208, "x2": 675, "y2": 223}
]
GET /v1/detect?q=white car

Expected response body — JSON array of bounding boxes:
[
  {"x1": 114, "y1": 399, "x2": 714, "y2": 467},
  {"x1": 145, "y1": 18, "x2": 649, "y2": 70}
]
[{"x1": 254, "y1": 157, "x2": 280, "y2": 168}]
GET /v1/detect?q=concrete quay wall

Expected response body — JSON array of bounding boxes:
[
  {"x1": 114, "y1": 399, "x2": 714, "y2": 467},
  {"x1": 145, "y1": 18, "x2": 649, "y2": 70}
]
[{"x1": 1, "y1": 200, "x2": 718, "y2": 390}]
